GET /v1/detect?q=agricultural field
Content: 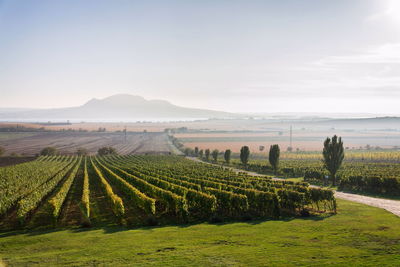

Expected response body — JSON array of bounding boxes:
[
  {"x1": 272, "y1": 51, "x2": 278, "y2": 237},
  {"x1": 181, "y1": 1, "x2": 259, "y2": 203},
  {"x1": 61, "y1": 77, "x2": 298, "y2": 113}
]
[
  {"x1": 0, "y1": 155, "x2": 336, "y2": 231},
  {"x1": 201, "y1": 150, "x2": 400, "y2": 198},
  {"x1": 0, "y1": 132, "x2": 39, "y2": 141},
  {"x1": 175, "y1": 128, "x2": 400, "y2": 152},
  {"x1": 0, "y1": 132, "x2": 178, "y2": 156},
  {"x1": 0, "y1": 155, "x2": 399, "y2": 266}
]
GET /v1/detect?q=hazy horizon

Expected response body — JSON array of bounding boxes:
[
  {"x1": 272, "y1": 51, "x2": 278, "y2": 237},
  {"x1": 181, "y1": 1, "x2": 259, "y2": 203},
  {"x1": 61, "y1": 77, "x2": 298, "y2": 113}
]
[{"x1": 1, "y1": 0, "x2": 400, "y2": 114}]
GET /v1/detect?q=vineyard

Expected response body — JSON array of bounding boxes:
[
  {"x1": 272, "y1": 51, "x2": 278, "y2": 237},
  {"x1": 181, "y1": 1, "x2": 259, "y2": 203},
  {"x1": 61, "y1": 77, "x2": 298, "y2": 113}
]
[
  {"x1": 226, "y1": 157, "x2": 400, "y2": 196},
  {"x1": 0, "y1": 155, "x2": 335, "y2": 229}
]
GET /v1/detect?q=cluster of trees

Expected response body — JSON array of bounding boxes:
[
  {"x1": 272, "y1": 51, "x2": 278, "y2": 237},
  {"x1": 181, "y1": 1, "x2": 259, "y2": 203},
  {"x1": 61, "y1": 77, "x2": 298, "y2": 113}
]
[
  {"x1": 183, "y1": 135, "x2": 345, "y2": 187},
  {"x1": 164, "y1": 127, "x2": 189, "y2": 133},
  {"x1": 38, "y1": 146, "x2": 118, "y2": 156},
  {"x1": 97, "y1": 146, "x2": 118, "y2": 156},
  {"x1": 186, "y1": 144, "x2": 281, "y2": 173},
  {"x1": 40, "y1": 147, "x2": 58, "y2": 156}
]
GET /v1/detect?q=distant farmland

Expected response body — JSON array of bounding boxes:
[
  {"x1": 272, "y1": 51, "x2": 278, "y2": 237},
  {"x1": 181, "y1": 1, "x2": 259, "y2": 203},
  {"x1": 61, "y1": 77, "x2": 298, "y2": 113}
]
[
  {"x1": 175, "y1": 130, "x2": 400, "y2": 152},
  {"x1": 0, "y1": 132, "x2": 180, "y2": 156}
]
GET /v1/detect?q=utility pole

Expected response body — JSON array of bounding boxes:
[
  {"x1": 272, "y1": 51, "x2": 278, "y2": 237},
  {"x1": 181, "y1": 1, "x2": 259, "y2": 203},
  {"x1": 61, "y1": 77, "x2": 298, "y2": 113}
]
[
  {"x1": 124, "y1": 126, "x2": 127, "y2": 143},
  {"x1": 289, "y1": 125, "x2": 293, "y2": 149}
]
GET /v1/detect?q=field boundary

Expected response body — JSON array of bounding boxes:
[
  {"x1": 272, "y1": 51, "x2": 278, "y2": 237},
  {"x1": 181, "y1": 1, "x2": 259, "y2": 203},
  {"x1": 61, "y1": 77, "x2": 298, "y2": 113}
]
[{"x1": 186, "y1": 157, "x2": 400, "y2": 217}]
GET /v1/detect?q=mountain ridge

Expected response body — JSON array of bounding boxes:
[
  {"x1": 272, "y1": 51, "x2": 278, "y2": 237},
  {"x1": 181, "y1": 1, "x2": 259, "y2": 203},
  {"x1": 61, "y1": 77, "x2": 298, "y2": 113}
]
[{"x1": 0, "y1": 94, "x2": 235, "y2": 121}]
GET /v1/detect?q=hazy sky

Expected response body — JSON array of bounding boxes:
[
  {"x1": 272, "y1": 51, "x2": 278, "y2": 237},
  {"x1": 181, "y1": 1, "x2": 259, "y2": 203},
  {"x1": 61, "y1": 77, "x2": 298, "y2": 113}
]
[{"x1": 1, "y1": 0, "x2": 400, "y2": 113}]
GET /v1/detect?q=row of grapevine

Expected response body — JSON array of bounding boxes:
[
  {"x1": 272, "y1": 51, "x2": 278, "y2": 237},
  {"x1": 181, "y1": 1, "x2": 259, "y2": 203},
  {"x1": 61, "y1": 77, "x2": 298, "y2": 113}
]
[
  {"x1": 90, "y1": 158, "x2": 125, "y2": 218},
  {"x1": 339, "y1": 176, "x2": 400, "y2": 195},
  {"x1": 0, "y1": 158, "x2": 73, "y2": 215},
  {"x1": 47, "y1": 157, "x2": 83, "y2": 220},
  {"x1": 1, "y1": 154, "x2": 338, "y2": 229},
  {"x1": 16, "y1": 157, "x2": 78, "y2": 222},
  {"x1": 104, "y1": 155, "x2": 334, "y2": 217},
  {"x1": 99, "y1": 157, "x2": 217, "y2": 217},
  {"x1": 93, "y1": 158, "x2": 156, "y2": 215},
  {"x1": 81, "y1": 158, "x2": 90, "y2": 219},
  {"x1": 99, "y1": 161, "x2": 188, "y2": 217}
]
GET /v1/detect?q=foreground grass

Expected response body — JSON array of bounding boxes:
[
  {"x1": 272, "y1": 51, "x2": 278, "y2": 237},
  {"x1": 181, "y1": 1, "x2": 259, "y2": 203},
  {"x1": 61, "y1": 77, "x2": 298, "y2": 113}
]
[{"x1": 0, "y1": 199, "x2": 399, "y2": 266}]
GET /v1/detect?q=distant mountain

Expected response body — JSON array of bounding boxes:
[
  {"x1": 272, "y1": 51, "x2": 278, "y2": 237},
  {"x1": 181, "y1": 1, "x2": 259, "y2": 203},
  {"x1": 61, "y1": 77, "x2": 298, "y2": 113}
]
[{"x1": 0, "y1": 94, "x2": 235, "y2": 121}]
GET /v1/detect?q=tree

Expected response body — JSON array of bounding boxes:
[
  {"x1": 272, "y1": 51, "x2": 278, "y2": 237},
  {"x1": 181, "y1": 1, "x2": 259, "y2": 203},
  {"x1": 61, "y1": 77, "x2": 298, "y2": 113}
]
[
  {"x1": 212, "y1": 149, "x2": 219, "y2": 162},
  {"x1": 224, "y1": 149, "x2": 231, "y2": 164},
  {"x1": 323, "y1": 135, "x2": 344, "y2": 186},
  {"x1": 76, "y1": 147, "x2": 89, "y2": 156},
  {"x1": 199, "y1": 149, "x2": 204, "y2": 159},
  {"x1": 98, "y1": 146, "x2": 118, "y2": 156},
  {"x1": 269, "y1": 144, "x2": 280, "y2": 175},
  {"x1": 259, "y1": 145, "x2": 265, "y2": 152},
  {"x1": 240, "y1": 146, "x2": 250, "y2": 165},
  {"x1": 184, "y1": 148, "x2": 193, "y2": 156},
  {"x1": 40, "y1": 147, "x2": 57, "y2": 156},
  {"x1": 194, "y1": 147, "x2": 199, "y2": 157},
  {"x1": 0, "y1": 146, "x2": 4, "y2": 157},
  {"x1": 205, "y1": 149, "x2": 210, "y2": 161}
]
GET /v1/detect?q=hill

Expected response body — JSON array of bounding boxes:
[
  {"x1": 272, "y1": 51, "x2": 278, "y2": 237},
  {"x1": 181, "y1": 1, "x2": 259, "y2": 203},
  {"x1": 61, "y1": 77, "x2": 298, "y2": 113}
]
[{"x1": 0, "y1": 94, "x2": 235, "y2": 121}]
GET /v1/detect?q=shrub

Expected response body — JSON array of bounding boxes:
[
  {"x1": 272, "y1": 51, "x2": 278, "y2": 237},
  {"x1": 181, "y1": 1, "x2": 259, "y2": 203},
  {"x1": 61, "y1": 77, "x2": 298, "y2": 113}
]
[
  {"x1": 40, "y1": 147, "x2": 58, "y2": 156},
  {"x1": 98, "y1": 146, "x2": 118, "y2": 156}
]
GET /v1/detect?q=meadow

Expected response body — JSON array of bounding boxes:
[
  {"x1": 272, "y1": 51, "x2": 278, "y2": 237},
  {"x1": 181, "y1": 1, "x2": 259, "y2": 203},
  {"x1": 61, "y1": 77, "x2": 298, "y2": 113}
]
[{"x1": 0, "y1": 199, "x2": 399, "y2": 266}]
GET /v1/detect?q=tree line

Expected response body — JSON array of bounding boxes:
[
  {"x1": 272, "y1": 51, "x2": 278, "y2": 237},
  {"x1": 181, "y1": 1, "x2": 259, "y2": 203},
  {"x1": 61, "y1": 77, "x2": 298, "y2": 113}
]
[{"x1": 185, "y1": 135, "x2": 345, "y2": 185}]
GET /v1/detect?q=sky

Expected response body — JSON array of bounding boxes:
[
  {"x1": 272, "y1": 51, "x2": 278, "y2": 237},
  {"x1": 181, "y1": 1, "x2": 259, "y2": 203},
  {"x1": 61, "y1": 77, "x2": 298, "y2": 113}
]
[{"x1": 0, "y1": 0, "x2": 400, "y2": 114}]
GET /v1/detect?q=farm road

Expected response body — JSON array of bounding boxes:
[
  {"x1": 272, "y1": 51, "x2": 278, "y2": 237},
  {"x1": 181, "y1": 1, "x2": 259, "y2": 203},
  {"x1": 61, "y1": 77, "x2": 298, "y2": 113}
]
[{"x1": 187, "y1": 157, "x2": 400, "y2": 217}]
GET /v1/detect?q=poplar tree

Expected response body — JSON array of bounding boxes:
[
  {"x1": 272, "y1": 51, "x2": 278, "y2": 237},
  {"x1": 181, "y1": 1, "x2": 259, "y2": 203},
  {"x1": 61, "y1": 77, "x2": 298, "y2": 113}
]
[
  {"x1": 240, "y1": 146, "x2": 250, "y2": 165},
  {"x1": 269, "y1": 144, "x2": 280, "y2": 175},
  {"x1": 323, "y1": 135, "x2": 344, "y2": 186}
]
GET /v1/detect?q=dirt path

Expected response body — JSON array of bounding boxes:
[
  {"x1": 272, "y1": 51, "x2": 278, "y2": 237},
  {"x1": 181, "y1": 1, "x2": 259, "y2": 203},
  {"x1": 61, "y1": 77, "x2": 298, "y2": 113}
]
[{"x1": 186, "y1": 157, "x2": 400, "y2": 217}]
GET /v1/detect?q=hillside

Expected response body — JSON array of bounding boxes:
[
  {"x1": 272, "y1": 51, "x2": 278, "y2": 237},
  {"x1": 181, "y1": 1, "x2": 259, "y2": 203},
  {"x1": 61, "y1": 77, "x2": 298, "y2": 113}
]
[{"x1": 0, "y1": 94, "x2": 234, "y2": 121}]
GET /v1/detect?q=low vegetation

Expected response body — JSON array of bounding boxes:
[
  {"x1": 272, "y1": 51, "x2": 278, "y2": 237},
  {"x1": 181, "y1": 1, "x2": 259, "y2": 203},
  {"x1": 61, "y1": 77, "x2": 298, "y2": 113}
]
[
  {"x1": 187, "y1": 135, "x2": 400, "y2": 197},
  {"x1": 0, "y1": 155, "x2": 336, "y2": 230},
  {"x1": 40, "y1": 146, "x2": 58, "y2": 156},
  {"x1": 0, "y1": 199, "x2": 398, "y2": 266}
]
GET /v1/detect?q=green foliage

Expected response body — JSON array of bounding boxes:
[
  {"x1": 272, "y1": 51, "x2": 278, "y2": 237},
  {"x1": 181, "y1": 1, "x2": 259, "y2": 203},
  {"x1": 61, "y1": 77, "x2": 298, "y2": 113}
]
[
  {"x1": 81, "y1": 158, "x2": 90, "y2": 219},
  {"x1": 48, "y1": 157, "x2": 82, "y2": 221},
  {"x1": 97, "y1": 146, "x2": 118, "y2": 156},
  {"x1": 94, "y1": 158, "x2": 156, "y2": 215},
  {"x1": 224, "y1": 149, "x2": 231, "y2": 164},
  {"x1": 2, "y1": 154, "x2": 337, "y2": 229},
  {"x1": 16, "y1": 157, "x2": 77, "y2": 222},
  {"x1": 76, "y1": 147, "x2": 89, "y2": 156},
  {"x1": 184, "y1": 147, "x2": 193, "y2": 156},
  {"x1": 1, "y1": 199, "x2": 400, "y2": 266},
  {"x1": 0, "y1": 157, "x2": 72, "y2": 215},
  {"x1": 240, "y1": 146, "x2": 250, "y2": 165},
  {"x1": 91, "y1": 159, "x2": 125, "y2": 218},
  {"x1": 323, "y1": 135, "x2": 345, "y2": 186},
  {"x1": 339, "y1": 175, "x2": 400, "y2": 195},
  {"x1": 205, "y1": 149, "x2": 210, "y2": 161},
  {"x1": 212, "y1": 149, "x2": 219, "y2": 162},
  {"x1": 0, "y1": 146, "x2": 5, "y2": 156},
  {"x1": 269, "y1": 144, "x2": 280, "y2": 174},
  {"x1": 40, "y1": 147, "x2": 58, "y2": 156}
]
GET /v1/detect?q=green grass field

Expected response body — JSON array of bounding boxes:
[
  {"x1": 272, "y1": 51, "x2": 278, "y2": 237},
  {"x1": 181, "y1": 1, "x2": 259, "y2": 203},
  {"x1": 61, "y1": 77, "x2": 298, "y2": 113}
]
[{"x1": 0, "y1": 199, "x2": 399, "y2": 266}]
